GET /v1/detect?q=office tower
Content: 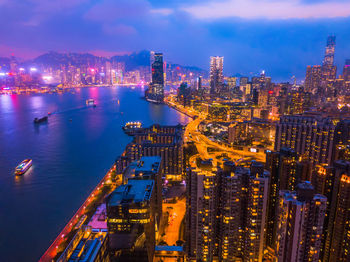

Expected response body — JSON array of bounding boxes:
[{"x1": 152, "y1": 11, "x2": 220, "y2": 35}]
[
  {"x1": 209, "y1": 56, "x2": 224, "y2": 94},
  {"x1": 197, "y1": 76, "x2": 202, "y2": 90},
  {"x1": 145, "y1": 53, "x2": 164, "y2": 103},
  {"x1": 186, "y1": 161, "x2": 269, "y2": 262},
  {"x1": 320, "y1": 160, "x2": 350, "y2": 262},
  {"x1": 123, "y1": 156, "x2": 162, "y2": 226},
  {"x1": 343, "y1": 59, "x2": 350, "y2": 81},
  {"x1": 305, "y1": 65, "x2": 322, "y2": 92},
  {"x1": 322, "y1": 36, "x2": 337, "y2": 82},
  {"x1": 275, "y1": 182, "x2": 327, "y2": 262},
  {"x1": 107, "y1": 179, "x2": 155, "y2": 262},
  {"x1": 323, "y1": 36, "x2": 336, "y2": 67},
  {"x1": 117, "y1": 124, "x2": 184, "y2": 180}
]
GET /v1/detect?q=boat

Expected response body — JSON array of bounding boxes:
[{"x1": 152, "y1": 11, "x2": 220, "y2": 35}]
[
  {"x1": 15, "y1": 159, "x2": 32, "y2": 175},
  {"x1": 86, "y1": 99, "x2": 95, "y2": 105},
  {"x1": 34, "y1": 116, "x2": 48, "y2": 124},
  {"x1": 122, "y1": 122, "x2": 143, "y2": 135}
]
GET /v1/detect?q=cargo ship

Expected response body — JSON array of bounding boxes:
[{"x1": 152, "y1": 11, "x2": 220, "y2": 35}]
[
  {"x1": 15, "y1": 159, "x2": 32, "y2": 175},
  {"x1": 34, "y1": 116, "x2": 48, "y2": 124},
  {"x1": 122, "y1": 122, "x2": 142, "y2": 135}
]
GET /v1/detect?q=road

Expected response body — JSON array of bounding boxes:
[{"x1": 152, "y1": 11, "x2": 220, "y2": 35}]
[
  {"x1": 185, "y1": 116, "x2": 265, "y2": 169},
  {"x1": 162, "y1": 198, "x2": 186, "y2": 246},
  {"x1": 40, "y1": 165, "x2": 120, "y2": 262}
]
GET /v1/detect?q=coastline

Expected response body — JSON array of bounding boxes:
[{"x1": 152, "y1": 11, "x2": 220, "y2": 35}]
[{"x1": 39, "y1": 97, "x2": 190, "y2": 261}]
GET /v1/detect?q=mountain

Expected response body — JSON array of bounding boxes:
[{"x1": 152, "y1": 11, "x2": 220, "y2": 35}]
[
  {"x1": 111, "y1": 50, "x2": 150, "y2": 71},
  {"x1": 2, "y1": 50, "x2": 207, "y2": 74},
  {"x1": 30, "y1": 51, "x2": 108, "y2": 68}
]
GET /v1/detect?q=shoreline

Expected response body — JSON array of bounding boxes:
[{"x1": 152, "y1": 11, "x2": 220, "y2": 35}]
[{"x1": 39, "y1": 98, "x2": 190, "y2": 261}]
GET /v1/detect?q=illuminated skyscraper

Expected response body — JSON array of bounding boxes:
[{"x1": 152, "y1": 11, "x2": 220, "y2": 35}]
[
  {"x1": 209, "y1": 56, "x2": 224, "y2": 94},
  {"x1": 305, "y1": 65, "x2": 322, "y2": 92},
  {"x1": 321, "y1": 160, "x2": 350, "y2": 262},
  {"x1": 145, "y1": 53, "x2": 164, "y2": 103},
  {"x1": 107, "y1": 179, "x2": 155, "y2": 261},
  {"x1": 275, "y1": 182, "x2": 327, "y2": 262},
  {"x1": 186, "y1": 161, "x2": 269, "y2": 262},
  {"x1": 322, "y1": 36, "x2": 337, "y2": 81},
  {"x1": 323, "y1": 36, "x2": 336, "y2": 67}
]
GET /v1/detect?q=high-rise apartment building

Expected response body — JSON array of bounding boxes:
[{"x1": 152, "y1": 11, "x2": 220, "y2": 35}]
[
  {"x1": 275, "y1": 113, "x2": 337, "y2": 170},
  {"x1": 275, "y1": 182, "x2": 327, "y2": 262},
  {"x1": 186, "y1": 161, "x2": 270, "y2": 262},
  {"x1": 317, "y1": 160, "x2": 350, "y2": 262},
  {"x1": 305, "y1": 65, "x2": 322, "y2": 93},
  {"x1": 209, "y1": 56, "x2": 224, "y2": 95}
]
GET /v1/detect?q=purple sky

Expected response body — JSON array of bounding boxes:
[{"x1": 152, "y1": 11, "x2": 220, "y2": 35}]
[{"x1": 1, "y1": 0, "x2": 350, "y2": 80}]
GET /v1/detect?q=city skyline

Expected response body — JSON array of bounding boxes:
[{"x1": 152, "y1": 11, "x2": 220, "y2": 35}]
[{"x1": 1, "y1": 0, "x2": 350, "y2": 80}]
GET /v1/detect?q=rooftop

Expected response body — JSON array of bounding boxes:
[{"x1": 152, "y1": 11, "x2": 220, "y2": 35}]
[
  {"x1": 87, "y1": 204, "x2": 107, "y2": 230},
  {"x1": 108, "y1": 180, "x2": 154, "y2": 207}
]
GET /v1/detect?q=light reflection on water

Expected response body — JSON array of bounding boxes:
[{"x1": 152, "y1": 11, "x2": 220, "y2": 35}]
[{"x1": 0, "y1": 86, "x2": 190, "y2": 262}]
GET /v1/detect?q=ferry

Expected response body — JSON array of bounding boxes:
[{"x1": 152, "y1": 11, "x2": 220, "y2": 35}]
[
  {"x1": 15, "y1": 159, "x2": 32, "y2": 175},
  {"x1": 34, "y1": 116, "x2": 48, "y2": 124},
  {"x1": 86, "y1": 99, "x2": 95, "y2": 105},
  {"x1": 122, "y1": 121, "x2": 142, "y2": 135}
]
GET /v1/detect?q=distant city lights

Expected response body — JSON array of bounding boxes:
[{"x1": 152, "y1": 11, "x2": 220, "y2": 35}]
[{"x1": 30, "y1": 67, "x2": 38, "y2": 72}]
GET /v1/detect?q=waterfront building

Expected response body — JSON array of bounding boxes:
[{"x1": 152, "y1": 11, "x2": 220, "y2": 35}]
[
  {"x1": 275, "y1": 182, "x2": 327, "y2": 262},
  {"x1": 122, "y1": 156, "x2": 162, "y2": 226},
  {"x1": 209, "y1": 56, "x2": 224, "y2": 95},
  {"x1": 57, "y1": 226, "x2": 109, "y2": 262},
  {"x1": 145, "y1": 53, "x2": 164, "y2": 103},
  {"x1": 123, "y1": 124, "x2": 184, "y2": 180},
  {"x1": 106, "y1": 179, "x2": 155, "y2": 262}
]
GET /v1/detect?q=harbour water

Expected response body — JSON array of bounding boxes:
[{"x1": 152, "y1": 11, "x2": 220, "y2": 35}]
[{"x1": 0, "y1": 86, "x2": 190, "y2": 261}]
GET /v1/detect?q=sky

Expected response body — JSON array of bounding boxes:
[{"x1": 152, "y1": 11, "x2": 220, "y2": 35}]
[{"x1": 0, "y1": 0, "x2": 350, "y2": 81}]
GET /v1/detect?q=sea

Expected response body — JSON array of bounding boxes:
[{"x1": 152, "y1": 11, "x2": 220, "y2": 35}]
[{"x1": 0, "y1": 86, "x2": 190, "y2": 261}]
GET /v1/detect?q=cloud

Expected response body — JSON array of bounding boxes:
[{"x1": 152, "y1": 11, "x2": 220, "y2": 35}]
[
  {"x1": 102, "y1": 24, "x2": 138, "y2": 36},
  {"x1": 182, "y1": 0, "x2": 350, "y2": 19},
  {"x1": 84, "y1": 0, "x2": 151, "y2": 22},
  {"x1": 150, "y1": 8, "x2": 173, "y2": 16}
]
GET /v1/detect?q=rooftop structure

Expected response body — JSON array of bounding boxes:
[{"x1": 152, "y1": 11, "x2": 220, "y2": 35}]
[{"x1": 108, "y1": 180, "x2": 154, "y2": 207}]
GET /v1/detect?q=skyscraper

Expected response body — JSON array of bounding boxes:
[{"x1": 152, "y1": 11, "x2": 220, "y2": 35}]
[
  {"x1": 186, "y1": 161, "x2": 270, "y2": 261},
  {"x1": 275, "y1": 113, "x2": 337, "y2": 170},
  {"x1": 275, "y1": 182, "x2": 327, "y2": 262},
  {"x1": 107, "y1": 179, "x2": 155, "y2": 262},
  {"x1": 323, "y1": 36, "x2": 336, "y2": 67},
  {"x1": 305, "y1": 65, "x2": 322, "y2": 93},
  {"x1": 322, "y1": 36, "x2": 337, "y2": 81},
  {"x1": 145, "y1": 53, "x2": 164, "y2": 103},
  {"x1": 209, "y1": 56, "x2": 224, "y2": 95},
  {"x1": 321, "y1": 160, "x2": 350, "y2": 262}
]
